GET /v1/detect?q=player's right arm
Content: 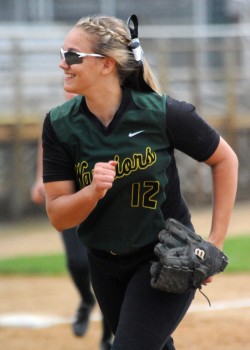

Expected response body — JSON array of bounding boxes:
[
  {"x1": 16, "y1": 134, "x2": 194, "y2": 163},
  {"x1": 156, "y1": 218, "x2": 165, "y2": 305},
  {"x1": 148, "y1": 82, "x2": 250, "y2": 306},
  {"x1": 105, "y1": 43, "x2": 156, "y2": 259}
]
[
  {"x1": 44, "y1": 161, "x2": 117, "y2": 232},
  {"x1": 43, "y1": 114, "x2": 117, "y2": 231}
]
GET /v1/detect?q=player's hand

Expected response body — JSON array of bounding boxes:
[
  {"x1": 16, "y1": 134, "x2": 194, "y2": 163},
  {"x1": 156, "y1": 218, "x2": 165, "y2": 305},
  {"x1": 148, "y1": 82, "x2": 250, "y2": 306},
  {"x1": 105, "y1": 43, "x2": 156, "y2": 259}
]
[
  {"x1": 31, "y1": 179, "x2": 45, "y2": 204},
  {"x1": 90, "y1": 161, "x2": 117, "y2": 200},
  {"x1": 202, "y1": 276, "x2": 213, "y2": 285}
]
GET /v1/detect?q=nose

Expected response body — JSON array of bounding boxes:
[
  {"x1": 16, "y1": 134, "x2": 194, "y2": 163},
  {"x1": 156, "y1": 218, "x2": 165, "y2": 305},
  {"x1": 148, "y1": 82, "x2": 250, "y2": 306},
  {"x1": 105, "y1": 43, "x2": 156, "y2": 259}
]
[{"x1": 59, "y1": 58, "x2": 70, "y2": 69}]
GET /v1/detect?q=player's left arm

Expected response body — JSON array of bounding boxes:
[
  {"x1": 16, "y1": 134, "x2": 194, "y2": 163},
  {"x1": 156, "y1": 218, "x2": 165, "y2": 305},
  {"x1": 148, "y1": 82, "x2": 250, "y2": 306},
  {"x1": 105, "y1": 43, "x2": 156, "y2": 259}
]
[{"x1": 205, "y1": 136, "x2": 238, "y2": 251}]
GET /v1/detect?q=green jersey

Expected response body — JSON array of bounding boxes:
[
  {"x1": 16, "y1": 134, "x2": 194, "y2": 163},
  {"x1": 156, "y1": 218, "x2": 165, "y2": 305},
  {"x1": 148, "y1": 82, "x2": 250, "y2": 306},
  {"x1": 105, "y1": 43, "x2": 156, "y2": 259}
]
[{"x1": 43, "y1": 88, "x2": 220, "y2": 254}]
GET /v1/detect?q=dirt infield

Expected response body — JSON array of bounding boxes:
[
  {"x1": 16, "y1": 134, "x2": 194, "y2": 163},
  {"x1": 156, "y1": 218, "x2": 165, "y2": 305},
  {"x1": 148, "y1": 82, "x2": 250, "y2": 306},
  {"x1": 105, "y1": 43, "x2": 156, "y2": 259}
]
[
  {"x1": 0, "y1": 201, "x2": 250, "y2": 349},
  {"x1": 1, "y1": 274, "x2": 250, "y2": 350}
]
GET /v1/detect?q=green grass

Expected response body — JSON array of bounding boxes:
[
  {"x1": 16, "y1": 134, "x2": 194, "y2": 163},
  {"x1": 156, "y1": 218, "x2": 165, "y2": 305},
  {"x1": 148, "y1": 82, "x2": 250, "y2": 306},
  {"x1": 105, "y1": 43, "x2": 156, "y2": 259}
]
[
  {"x1": 223, "y1": 235, "x2": 250, "y2": 273},
  {"x1": 0, "y1": 235, "x2": 249, "y2": 275},
  {"x1": 0, "y1": 253, "x2": 67, "y2": 276}
]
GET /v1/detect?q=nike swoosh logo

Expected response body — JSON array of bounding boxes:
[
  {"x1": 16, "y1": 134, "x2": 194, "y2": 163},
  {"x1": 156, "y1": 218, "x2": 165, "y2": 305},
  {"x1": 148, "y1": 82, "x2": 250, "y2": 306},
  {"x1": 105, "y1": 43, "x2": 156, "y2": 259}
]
[{"x1": 128, "y1": 130, "x2": 145, "y2": 137}]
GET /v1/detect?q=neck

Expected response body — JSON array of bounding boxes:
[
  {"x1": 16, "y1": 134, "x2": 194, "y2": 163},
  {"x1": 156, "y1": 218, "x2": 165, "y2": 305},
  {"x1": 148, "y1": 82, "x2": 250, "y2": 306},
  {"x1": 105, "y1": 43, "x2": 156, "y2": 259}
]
[{"x1": 85, "y1": 85, "x2": 123, "y2": 127}]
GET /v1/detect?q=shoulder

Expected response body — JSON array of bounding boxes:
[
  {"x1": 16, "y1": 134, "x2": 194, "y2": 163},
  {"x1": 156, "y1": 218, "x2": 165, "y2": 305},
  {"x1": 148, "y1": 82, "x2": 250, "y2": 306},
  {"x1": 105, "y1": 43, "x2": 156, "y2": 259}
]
[
  {"x1": 130, "y1": 90, "x2": 167, "y2": 112},
  {"x1": 50, "y1": 95, "x2": 83, "y2": 122},
  {"x1": 47, "y1": 95, "x2": 86, "y2": 143},
  {"x1": 166, "y1": 95, "x2": 196, "y2": 116},
  {"x1": 165, "y1": 95, "x2": 207, "y2": 130},
  {"x1": 165, "y1": 95, "x2": 220, "y2": 161}
]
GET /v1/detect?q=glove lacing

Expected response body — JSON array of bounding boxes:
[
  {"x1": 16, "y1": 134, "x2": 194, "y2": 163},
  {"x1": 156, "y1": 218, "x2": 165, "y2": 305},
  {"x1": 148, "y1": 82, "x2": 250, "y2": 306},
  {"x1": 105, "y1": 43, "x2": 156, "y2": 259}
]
[{"x1": 198, "y1": 287, "x2": 211, "y2": 307}]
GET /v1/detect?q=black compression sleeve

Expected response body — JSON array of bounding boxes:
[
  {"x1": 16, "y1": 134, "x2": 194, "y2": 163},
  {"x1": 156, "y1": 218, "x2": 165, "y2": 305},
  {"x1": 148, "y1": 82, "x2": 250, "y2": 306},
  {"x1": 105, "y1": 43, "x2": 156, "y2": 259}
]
[{"x1": 166, "y1": 96, "x2": 220, "y2": 162}]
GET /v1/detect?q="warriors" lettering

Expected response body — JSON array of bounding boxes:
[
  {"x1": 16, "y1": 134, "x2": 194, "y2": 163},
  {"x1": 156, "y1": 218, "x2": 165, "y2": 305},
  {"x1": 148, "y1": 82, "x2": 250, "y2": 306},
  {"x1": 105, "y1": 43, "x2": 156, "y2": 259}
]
[
  {"x1": 75, "y1": 146, "x2": 157, "y2": 187},
  {"x1": 115, "y1": 147, "x2": 156, "y2": 179}
]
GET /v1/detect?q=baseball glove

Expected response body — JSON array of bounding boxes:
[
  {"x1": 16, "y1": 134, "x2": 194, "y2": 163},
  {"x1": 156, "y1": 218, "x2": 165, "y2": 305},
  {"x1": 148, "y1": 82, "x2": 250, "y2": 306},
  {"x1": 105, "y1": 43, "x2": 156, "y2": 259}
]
[{"x1": 150, "y1": 218, "x2": 228, "y2": 294}]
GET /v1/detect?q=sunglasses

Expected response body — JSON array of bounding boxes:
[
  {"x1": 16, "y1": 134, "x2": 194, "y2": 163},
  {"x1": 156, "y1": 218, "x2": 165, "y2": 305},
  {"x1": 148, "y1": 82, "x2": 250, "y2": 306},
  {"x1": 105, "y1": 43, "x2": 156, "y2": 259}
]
[{"x1": 60, "y1": 48, "x2": 105, "y2": 65}]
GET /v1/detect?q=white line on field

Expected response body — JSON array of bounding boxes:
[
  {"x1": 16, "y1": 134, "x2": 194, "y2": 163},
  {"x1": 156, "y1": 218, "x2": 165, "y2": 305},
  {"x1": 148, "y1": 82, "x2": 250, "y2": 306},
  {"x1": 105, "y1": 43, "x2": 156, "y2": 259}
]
[
  {"x1": 0, "y1": 299, "x2": 250, "y2": 329},
  {"x1": 189, "y1": 298, "x2": 250, "y2": 313},
  {"x1": 0, "y1": 311, "x2": 101, "y2": 329}
]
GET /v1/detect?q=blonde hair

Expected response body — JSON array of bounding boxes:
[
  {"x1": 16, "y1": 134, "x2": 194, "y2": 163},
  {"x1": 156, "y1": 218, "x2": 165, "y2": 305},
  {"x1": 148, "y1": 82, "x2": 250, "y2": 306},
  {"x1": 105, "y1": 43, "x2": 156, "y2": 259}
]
[{"x1": 75, "y1": 15, "x2": 161, "y2": 94}]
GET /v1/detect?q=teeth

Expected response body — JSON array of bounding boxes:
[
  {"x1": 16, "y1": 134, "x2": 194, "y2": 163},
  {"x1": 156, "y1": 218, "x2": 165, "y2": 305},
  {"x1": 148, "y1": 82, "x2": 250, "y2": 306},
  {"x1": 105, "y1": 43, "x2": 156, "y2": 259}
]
[{"x1": 65, "y1": 74, "x2": 74, "y2": 78}]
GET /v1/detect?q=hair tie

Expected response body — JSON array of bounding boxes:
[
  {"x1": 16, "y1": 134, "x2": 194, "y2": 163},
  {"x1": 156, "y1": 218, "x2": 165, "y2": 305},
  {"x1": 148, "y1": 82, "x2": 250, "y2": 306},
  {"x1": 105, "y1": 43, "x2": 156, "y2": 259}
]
[{"x1": 127, "y1": 14, "x2": 144, "y2": 66}]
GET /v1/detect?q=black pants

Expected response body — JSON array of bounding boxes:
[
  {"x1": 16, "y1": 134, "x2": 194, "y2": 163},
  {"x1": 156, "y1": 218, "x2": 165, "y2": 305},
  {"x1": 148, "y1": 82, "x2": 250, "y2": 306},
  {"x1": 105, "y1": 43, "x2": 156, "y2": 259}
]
[
  {"x1": 87, "y1": 246, "x2": 195, "y2": 350},
  {"x1": 61, "y1": 227, "x2": 95, "y2": 305},
  {"x1": 61, "y1": 227, "x2": 112, "y2": 342}
]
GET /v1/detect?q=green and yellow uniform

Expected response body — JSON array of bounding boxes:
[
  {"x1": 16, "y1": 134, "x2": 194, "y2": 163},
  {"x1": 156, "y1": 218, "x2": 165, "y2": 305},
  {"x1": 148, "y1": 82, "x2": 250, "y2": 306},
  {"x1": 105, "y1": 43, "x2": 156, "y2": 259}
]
[{"x1": 43, "y1": 88, "x2": 219, "y2": 254}]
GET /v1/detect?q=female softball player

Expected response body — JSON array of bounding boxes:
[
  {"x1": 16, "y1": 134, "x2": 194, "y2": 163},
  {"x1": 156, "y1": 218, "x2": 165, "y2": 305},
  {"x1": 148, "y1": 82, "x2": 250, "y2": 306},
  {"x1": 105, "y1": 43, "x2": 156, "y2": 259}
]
[{"x1": 42, "y1": 14, "x2": 238, "y2": 349}]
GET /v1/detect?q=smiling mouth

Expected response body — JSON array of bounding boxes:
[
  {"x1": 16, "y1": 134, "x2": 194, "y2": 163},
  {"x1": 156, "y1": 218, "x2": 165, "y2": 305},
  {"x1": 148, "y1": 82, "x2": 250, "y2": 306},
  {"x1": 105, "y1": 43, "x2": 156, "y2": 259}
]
[{"x1": 64, "y1": 74, "x2": 75, "y2": 80}]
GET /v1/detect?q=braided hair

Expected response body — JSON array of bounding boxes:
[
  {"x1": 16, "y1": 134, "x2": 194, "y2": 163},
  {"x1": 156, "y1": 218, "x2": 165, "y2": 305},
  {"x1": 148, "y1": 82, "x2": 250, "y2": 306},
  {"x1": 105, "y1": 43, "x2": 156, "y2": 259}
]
[{"x1": 75, "y1": 15, "x2": 161, "y2": 94}]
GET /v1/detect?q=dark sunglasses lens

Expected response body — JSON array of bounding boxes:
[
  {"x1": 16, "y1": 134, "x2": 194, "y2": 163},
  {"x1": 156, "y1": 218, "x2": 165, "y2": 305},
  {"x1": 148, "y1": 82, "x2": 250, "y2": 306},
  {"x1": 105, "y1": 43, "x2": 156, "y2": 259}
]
[{"x1": 64, "y1": 52, "x2": 83, "y2": 65}]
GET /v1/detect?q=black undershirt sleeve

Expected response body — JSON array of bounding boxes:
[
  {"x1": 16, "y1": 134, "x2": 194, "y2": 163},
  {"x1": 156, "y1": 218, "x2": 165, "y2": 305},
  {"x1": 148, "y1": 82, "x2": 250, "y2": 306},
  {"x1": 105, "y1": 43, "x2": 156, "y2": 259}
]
[
  {"x1": 165, "y1": 96, "x2": 220, "y2": 162},
  {"x1": 42, "y1": 113, "x2": 75, "y2": 183}
]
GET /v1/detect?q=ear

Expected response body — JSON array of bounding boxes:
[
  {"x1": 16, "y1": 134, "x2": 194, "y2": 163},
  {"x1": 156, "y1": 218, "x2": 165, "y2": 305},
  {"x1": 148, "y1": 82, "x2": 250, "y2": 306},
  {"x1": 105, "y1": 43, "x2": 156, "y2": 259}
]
[{"x1": 101, "y1": 57, "x2": 116, "y2": 75}]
